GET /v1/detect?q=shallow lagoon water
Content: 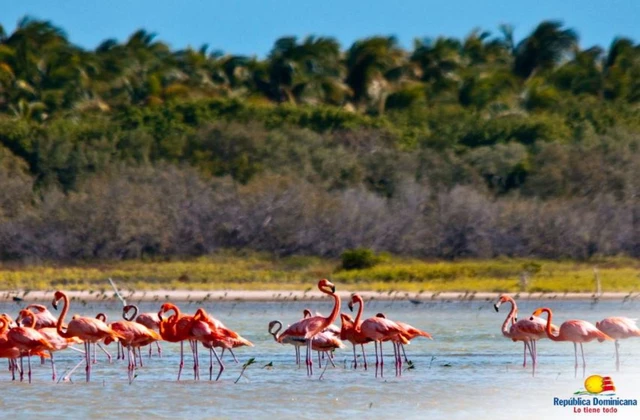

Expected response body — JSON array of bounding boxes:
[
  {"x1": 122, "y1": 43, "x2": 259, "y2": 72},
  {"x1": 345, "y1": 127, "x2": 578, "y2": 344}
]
[{"x1": 1, "y1": 298, "x2": 640, "y2": 419}]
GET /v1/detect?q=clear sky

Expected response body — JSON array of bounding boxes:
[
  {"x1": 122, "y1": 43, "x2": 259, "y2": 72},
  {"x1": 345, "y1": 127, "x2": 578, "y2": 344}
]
[{"x1": 2, "y1": 0, "x2": 639, "y2": 56}]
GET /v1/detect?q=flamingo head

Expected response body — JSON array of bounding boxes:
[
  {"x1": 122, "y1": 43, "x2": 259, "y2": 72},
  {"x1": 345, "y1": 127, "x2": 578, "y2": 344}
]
[
  {"x1": 268, "y1": 320, "x2": 282, "y2": 336},
  {"x1": 317, "y1": 279, "x2": 336, "y2": 294},
  {"x1": 493, "y1": 294, "x2": 511, "y2": 312},
  {"x1": 375, "y1": 313, "x2": 386, "y2": 318},
  {"x1": 52, "y1": 291, "x2": 66, "y2": 310},
  {"x1": 347, "y1": 293, "x2": 361, "y2": 312},
  {"x1": 302, "y1": 309, "x2": 312, "y2": 318},
  {"x1": 530, "y1": 307, "x2": 550, "y2": 321}
]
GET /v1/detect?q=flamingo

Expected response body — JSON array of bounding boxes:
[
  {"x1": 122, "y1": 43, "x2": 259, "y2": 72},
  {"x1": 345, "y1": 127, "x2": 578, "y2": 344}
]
[
  {"x1": 103, "y1": 316, "x2": 162, "y2": 379},
  {"x1": 158, "y1": 303, "x2": 209, "y2": 380},
  {"x1": 17, "y1": 308, "x2": 83, "y2": 381},
  {"x1": 494, "y1": 294, "x2": 558, "y2": 375},
  {"x1": 6, "y1": 313, "x2": 53, "y2": 383},
  {"x1": 348, "y1": 294, "x2": 409, "y2": 378},
  {"x1": 123, "y1": 305, "x2": 162, "y2": 358},
  {"x1": 269, "y1": 320, "x2": 343, "y2": 368},
  {"x1": 20, "y1": 304, "x2": 58, "y2": 329},
  {"x1": 0, "y1": 316, "x2": 21, "y2": 380},
  {"x1": 340, "y1": 313, "x2": 371, "y2": 370},
  {"x1": 52, "y1": 291, "x2": 125, "y2": 382},
  {"x1": 595, "y1": 317, "x2": 640, "y2": 371},
  {"x1": 276, "y1": 279, "x2": 340, "y2": 376},
  {"x1": 374, "y1": 313, "x2": 432, "y2": 364},
  {"x1": 532, "y1": 307, "x2": 612, "y2": 377},
  {"x1": 303, "y1": 309, "x2": 340, "y2": 336}
]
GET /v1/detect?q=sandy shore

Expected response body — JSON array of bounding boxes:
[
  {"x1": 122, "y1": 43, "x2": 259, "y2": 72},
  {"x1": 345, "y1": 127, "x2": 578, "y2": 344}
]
[{"x1": 1, "y1": 289, "x2": 638, "y2": 303}]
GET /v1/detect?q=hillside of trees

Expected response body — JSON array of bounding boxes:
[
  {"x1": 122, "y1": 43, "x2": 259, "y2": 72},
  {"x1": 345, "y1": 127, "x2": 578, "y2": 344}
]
[{"x1": 0, "y1": 18, "x2": 639, "y2": 261}]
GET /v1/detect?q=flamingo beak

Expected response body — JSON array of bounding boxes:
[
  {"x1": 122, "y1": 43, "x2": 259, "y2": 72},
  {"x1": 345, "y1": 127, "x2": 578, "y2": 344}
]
[
  {"x1": 52, "y1": 300, "x2": 58, "y2": 310},
  {"x1": 331, "y1": 285, "x2": 336, "y2": 293},
  {"x1": 348, "y1": 302, "x2": 354, "y2": 312},
  {"x1": 493, "y1": 302, "x2": 501, "y2": 312}
]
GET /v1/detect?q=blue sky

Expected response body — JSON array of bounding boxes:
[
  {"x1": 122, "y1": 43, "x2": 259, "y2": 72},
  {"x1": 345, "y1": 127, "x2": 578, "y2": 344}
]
[{"x1": 2, "y1": 0, "x2": 639, "y2": 56}]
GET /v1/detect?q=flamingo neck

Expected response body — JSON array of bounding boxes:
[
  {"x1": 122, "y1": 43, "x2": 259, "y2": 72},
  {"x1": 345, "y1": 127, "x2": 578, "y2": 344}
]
[
  {"x1": 353, "y1": 296, "x2": 364, "y2": 330},
  {"x1": 55, "y1": 293, "x2": 72, "y2": 338},
  {"x1": 540, "y1": 308, "x2": 561, "y2": 341},
  {"x1": 269, "y1": 321, "x2": 282, "y2": 340},
  {"x1": 123, "y1": 305, "x2": 138, "y2": 321},
  {"x1": 20, "y1": 309, "x2": 37, "y2": 328},
  {"x1": 324, "y1": 288, "x2": 341, "y2": 327},
  {"x1": 500, "y1": 298, "x2": 517, "y2": 337},
  {"x1": 0, "y1": 318, "x2": 6, "y2": 333}
]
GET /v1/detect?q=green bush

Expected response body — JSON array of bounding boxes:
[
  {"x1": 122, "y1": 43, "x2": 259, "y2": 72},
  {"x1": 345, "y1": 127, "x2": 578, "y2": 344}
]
[{"x1": 341, "y1": 248, "x2": 380, "y2": 270}]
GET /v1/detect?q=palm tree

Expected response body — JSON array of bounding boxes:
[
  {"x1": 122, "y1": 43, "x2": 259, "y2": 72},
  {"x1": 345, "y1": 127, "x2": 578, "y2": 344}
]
[
  {"x1": 346, "y1": 36, "x2": 406, "y2": 113},
  {"x1": 514, "y1": 21, "x2": 578, "y2": 78}
]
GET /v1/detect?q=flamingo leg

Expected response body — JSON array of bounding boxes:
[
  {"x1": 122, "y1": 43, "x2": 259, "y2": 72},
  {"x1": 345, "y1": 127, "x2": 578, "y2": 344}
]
[
  {"x1": 294, "y1": 345, "x2": 300, "y2": 366},
  {"x1": 400, "y1": 343, "x2": 409, "y2": 363},
  {"x1": 27, "y1": 353, "x2": 32, "y2": 384},
  {"x1": 149, "y1": 344, "x2": 153, "y2": 359},
  {"x1": 177, "y1": 340, "x2": 184, "y2": 381},
  {"x1": 50, "y1": 351, "x2": 56, "y2": 381},
  {"x1": 138, "y1": 347, "x2": 143, "y2": 367},
  {"x1": 397, "y1": 342, "x2": 403, "y2": 376},
  {"x1": 193, "y1": 340, "x2": 199, "y2": 380},
  {"x1": 85, "y1": 341, "x2": 91, "y2": 382},
  {"x1": 20, "y1": 356, "x2": 24, "y2": 381},
  {"x1": 157, "y1": 341, "x2": 162, "y2": 357},
  {"x1": 361, "y1": 344, "x2": 368, "y2": 370},
  {"x1": 317, "y1": 351, "x2": 322, "y2": 369},
  {"x1": 97, "y1": 343, "x2": 112, "y2": 364},
  {"x1": 210, "y1": 346, "x2": 224, "y2": 381},
  {"x1": 60, "y1": 357, "x2": 85, "y2": 382},
  {"x1": 328, "y1": 351, "x2": 336, "y2": 368},
  {"x1": 379, "y1": 341, "x2": 384, "y2": 378},
  {"x1": 522, "y1": 341, "x2": 529, "y2": 368},
  {"x1": 580, "y1": 342, "x2": 586, "y2": 377},
  {"x1": 208, "y1": 346, "x2": 213, "y2": 380},
  {"x1": 615, "y1": 340, "x2": 620, "y2": 372},
  {"x1": 392, "y1": 342, "x2": 399, "y2": 377},
  {"x1": 374, "y1": 341, "x2": 379, "y2": 378},
  {"x1": 352, "y1": 344, "x2": 357, "y2": 369},
  {"x1": 573, "y1": 342, "x2": 578, "y2": 378},
  {"x1": 306, "y1": 338, "x2": 313, "y2": 376},
  {"x1": 228, "y1": 348, "x2": 239, "y2": 363}
]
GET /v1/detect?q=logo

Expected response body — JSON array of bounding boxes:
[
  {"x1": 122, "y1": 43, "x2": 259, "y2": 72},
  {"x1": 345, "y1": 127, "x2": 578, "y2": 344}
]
[
  {"x1": 576, "y1": 375, "x2": 616, "y2": 395},
  {"x1": 553, "y1": 375, "x2": 638, "y2": 415}
]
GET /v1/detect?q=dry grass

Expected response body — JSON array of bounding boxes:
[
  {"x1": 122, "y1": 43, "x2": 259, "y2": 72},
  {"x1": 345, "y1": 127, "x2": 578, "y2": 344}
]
[{"x1": 0, "y1": 253, "x2": 638, "y2": 293}]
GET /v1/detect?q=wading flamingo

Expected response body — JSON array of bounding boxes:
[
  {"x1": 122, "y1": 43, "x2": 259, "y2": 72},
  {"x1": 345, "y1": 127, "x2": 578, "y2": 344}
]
[
  {"x1": 532, "y1": 307, "x2": 612, "y2": 377},
  {"x1": 276, "y1": 279, "x2": 340, "y2": 376},
  {"x1": 52, "y1": 291, "x2": 125, "y2": 382},
  {"x1": 20, "y1": 304, "x2": 58, "y2": 329},
  {"x1": 348, "y1": 294, "x2": 409, "y2": 378},
  {"x1": 596, "y1": 317, "x2": 640, "y2": 371},
  {"x1": 494, "y1": 294, "x2": 558, "y2": 375},
  {"x1": 6, "y1": 313, "x2": 53, "y2": 383},
  {"x1": 103, "y1": 315, "x2": 162, "y2": 379},
  {"x1": 269, "y1": 320, "x2": 343, "y2": 368},
  {"x1": 0, "y1": 316, "x2": 21, "y2": 380},
  {"x1": 340, "y1": 313, "x2": 371, "y2": 370},
  {"x1": 123, "y1": 305, "x2": 162, "y2": 358},
  {"x1": 374, "y1": 313, "x2": 432, "y2": 364},
  {"x1": 17, "y1": 308, "x2": 82, "y2": 381},
  {"x1": 269, "y1": 320, "x2": 305, "y2": 365}
]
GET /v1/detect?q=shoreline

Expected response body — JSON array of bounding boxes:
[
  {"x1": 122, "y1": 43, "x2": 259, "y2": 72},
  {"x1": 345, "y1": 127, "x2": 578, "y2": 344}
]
[{"x1": 1, "y1": 290, "x2": 638, "y2": 303}]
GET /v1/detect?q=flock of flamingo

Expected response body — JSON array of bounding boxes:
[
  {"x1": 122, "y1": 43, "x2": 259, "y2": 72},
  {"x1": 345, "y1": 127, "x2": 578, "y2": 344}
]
[{"x1": 1, "y1": 279, "x2": 639, "y2": 383}]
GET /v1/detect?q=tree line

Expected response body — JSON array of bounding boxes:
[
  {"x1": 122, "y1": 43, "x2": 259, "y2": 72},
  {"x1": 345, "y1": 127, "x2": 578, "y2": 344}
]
[{"x1": 0, "y1": 18, "x2": 639, "y2": 261}]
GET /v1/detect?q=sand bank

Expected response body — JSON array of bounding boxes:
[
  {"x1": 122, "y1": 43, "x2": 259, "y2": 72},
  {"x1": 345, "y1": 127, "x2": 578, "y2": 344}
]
[{"x1": 1, "y1": 289, "x2": 638, "y2": 303}]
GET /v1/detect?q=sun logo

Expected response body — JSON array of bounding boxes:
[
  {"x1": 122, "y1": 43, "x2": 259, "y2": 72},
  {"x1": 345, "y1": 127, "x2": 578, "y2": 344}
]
[{"x1": 583, "y1": 375, "x2": 616, "y2": 394}]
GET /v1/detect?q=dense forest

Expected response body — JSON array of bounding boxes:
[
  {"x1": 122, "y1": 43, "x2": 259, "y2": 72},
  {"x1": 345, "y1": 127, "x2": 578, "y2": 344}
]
[{"x1": 0, "y1": 18, "x2": 639, "y2": 261}]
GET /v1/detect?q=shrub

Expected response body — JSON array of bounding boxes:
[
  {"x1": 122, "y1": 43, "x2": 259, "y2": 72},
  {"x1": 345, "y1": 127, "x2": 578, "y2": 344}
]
[{"x1": 341, "y1": 248, "x2": 380, "y2": 270}]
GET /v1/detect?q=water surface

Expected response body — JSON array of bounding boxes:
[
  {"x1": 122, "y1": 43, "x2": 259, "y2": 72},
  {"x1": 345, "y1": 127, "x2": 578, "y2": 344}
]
[{"x1": 1, "y1": 298, "x2": 639, "y2": 419}]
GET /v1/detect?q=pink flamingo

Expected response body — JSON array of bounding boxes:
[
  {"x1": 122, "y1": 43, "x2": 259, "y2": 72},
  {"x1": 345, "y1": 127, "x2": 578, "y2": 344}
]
[
  {"x1": 596, "y1": 317, "x2": 640, "y2": 371},
  {"x1": 340, "y1": 313, "x2": 371, "y2": 369},
  {"x1": 52, "y1": 291, "x2": 125, "y2": 382},
  {"x1": 17, "y1": 308, "x2": 83, "y2": 381},
  {"x1": 532, "y1": 307, "x2": 612, "y2": 377},
  {"x1": 494, "y1": 294, "x2": 558, "y2": 375},
  {"x1": 269, "y1": 320, "x2": 305, "y2": 365},
  {"x1": 375, "y1": 313, "x2": 432, "y2": 364},
  {"x1": 276, "y1": 279, "x2": 340, "y2": 376},
  {"x1": 348, "y1": 294, "x2": 409, "y2": 378},
  {"x1": 6, "y1": 314, "x2": 53, "y2": 383},
  {"x1": 0, "y1": 316, "x2": 21, "y2": 380},
  {"x1": 20, "y1": 304, "x2": 58, "y2": 329},
  {"x1": 123, "y1": 305, "x2": 162, "y2": 358}
]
